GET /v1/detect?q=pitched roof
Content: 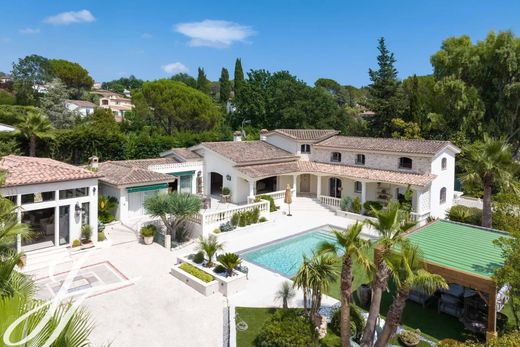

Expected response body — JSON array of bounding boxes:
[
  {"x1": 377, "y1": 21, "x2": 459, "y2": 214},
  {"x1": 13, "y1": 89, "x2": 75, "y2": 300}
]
[
  {"x1": 268, "y1": 129, "x2": 339, "y2": 142},
  {"x1": 163, "y1": 148, "x2": 202, "y2": 161},
  {"x1": 404, "y1": 220, "x2": 509, "y2": 279},
  {"x1": 109, "y1": 158, "x2": 180, "y2": 170},
  {"x1": 200, "y1": 141, "x2": 297, "y2": 165},
  {"x1": 236, "y1": 160, "x2": 435, "y2": 186},
  {"x1": 315, "y1": 136, "x2": 459, "y2": 155},
  {"x1": 66, "y1": 99, "x2": 96, "y2": 108},
  {"x1": 97, "y1": 161, "x2": 176, "y2": 186},
  {"x1": 0, "y1": 155, "x2": 100, "y2": 187}
]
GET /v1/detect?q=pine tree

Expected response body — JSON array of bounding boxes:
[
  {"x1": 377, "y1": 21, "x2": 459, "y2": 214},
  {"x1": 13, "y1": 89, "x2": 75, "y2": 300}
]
[
  {"x1": 196, "y1": 67, "x2": 211, "y2": 95},
  {"x1": 39, "y1": 78, "x2": 75, "y2": 128},
  {"x1": 233, "y1": 58, "x2": 244, "y2": 98},
  {"x1": 219, "y1": 68, "x2": 231, "y2": 104},
  {"x1": 367, "y1": 37, "x2": 406, "y2": 136}
]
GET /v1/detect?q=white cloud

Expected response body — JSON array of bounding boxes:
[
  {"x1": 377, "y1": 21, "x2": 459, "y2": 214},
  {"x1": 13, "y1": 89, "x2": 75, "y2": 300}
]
[
  {"x1": 20, "y1": 27, "x2": 40, "y2": 34},
  {"x1": 141, "y1": 33, "x2": 153, "y2": 39},
  {"x1": 161, "y1": 62, "x2": 189, "y2": 74},
  {"x1": 44, "y1": 10, "x2": 95, "y2": 25},
  {"x1": 174, "y1": 19, "x2": 254, "y2": 48}
]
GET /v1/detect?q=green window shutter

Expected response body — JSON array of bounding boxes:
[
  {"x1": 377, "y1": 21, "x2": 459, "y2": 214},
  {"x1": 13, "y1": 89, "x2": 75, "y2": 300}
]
[
  {"x1": 127, "y1": 183, "x2": 169, "y2": 193},
  {"x1": 168, "y1": 170, "x2": 195, "y2": 177}
]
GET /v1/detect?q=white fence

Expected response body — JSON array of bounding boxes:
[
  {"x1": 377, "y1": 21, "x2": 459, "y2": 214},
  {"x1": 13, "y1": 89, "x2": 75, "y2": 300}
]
[
  {"x1": 188, "y1": 200, "x2": 270, "y2": 236},
  {"x1": 247, "y1": 189, "x2": 295, "y2": 204},
  {"x1": 319, "y1": 195, "x2": 342, "y2": 208}
]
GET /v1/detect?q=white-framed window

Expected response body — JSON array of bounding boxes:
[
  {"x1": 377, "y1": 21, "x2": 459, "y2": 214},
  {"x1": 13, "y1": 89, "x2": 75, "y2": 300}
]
[
  {"x1": 180, "y1": 175, "x2": 192, "y2": 194},
  {"x1": 355, "y1": 154, "x2": 366, "y2": 165},
  {"x1": 301, "y1": 144, "x2": 311, "y2": 154},
  {"x1": 354, "y1": 181, "x2": 362, "y2": 193},
  {"x1": 331, "y1": 152, "x2": 342, "y2": 163},
  {"x1": 441, "y1": 157, "x2": 447, "y2": 170},
  {"x1": 440, "y1": 187, "x2": 447, "y2": 204},
  {"x1": 399, "y1": 157, "x2": 413, "y2": 170}
]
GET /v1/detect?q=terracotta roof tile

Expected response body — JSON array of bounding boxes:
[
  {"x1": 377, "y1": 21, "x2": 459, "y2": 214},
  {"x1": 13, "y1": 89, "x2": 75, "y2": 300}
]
[
  {"x1": 315, "y1": 136, "x2": 459, "y2": 155},
  {"x1": 0, "y1": 155, "x2": 100, "y2": 187},
  {"x1": 66, "y1": 100, "x2": 96, "y2": 108},
  {"x1": 236, "y1": 160, "x2": 435, "y2": 187},
  {"x1": 200, "y1": 141, "x2": 297, "y2": 164},
  {"x1": 97, "y1": 161, "x2": 176, "y2": 186},
  {"x1": 269, "y1": 129, "x2": 339, "y2": 141},
  {"x1": 167, "y1": 148, "x2": 202, "y2": 161}
]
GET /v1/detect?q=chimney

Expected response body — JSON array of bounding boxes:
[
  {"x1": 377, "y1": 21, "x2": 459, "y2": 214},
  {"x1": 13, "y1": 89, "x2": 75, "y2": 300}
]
[
  {"x1": 89, "y1": 156, "x2": 99, "y2": 170},
  {"x1": 233, "y1": 130, "x2": 242, "y2": 142},
  {"x1": 260, "y1": 129, "x2": 268, "y2": 141}
]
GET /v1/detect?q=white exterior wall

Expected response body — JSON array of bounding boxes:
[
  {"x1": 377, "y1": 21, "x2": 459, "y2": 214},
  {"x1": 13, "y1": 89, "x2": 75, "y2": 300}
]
[
  {"x1": 151, "y1": 162, "x2": 203, "y2": 195},
  {"x1": 429, "y1": 150, "x2": 457, "y2": 218},
  {"x1": 65, "y1": 103, "x2": 95, "y2": 117},
  {"x1": 264, "y1": 134, "x2": 299, "y2": 154},
  {"x1": 311, "y1": 148, "x2": 432, "y2": 174},
  {"x1": 0, "y1": 124, "x2": 15, "y2": 132},
  {"x1": 0, "y1": 178, "x2": 99, "y2": 251}
]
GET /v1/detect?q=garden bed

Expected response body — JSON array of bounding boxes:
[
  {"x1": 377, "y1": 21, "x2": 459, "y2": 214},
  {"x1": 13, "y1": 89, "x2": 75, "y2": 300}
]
[{"x1": 170, "y1": 263, "x2": 219, "y2": 296}]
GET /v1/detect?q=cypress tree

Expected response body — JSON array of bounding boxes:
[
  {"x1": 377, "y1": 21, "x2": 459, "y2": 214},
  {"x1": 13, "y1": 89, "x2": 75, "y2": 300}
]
[
  {"x1": 196, "y1": 67, "x2": 211, "y2": 95},
  {"x1": 219, "y1": 68, "x2": 231, "y2": 103},
  {"x1": 233, "y1": 58, "x2": 244, "y2": 98}
]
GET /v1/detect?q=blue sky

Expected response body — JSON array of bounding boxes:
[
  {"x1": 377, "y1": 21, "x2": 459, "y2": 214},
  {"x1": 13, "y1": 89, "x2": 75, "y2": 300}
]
[{"x1": 0, "y1": 1, "x2": 519, "y2": 87}]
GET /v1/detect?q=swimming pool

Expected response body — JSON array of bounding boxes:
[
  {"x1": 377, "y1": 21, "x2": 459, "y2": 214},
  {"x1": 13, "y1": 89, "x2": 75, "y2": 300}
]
[{"x1": 241, "y1": 227, "x2": 338, "y2": 277}]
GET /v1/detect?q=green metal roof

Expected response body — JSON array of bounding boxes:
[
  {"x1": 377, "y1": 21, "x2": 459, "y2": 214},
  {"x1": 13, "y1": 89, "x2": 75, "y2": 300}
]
[{"x1": 404, "y1": 220, "x2": 509, "y2": 279}]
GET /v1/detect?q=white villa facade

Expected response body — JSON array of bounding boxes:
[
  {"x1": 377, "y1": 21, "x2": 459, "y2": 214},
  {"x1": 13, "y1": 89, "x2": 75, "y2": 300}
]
[
  {"x1": 0, "y1": 155, "x2": 100, "y2": 252},
  {"x1": 189, "y1": 129, "x2": 460, "y2": 222},
  {"x1": 65, "y1": 99, "x2": 96, "y2": 117},
  {"x1": 91, "y1": 89, "x2": 133, "y2": 121}
]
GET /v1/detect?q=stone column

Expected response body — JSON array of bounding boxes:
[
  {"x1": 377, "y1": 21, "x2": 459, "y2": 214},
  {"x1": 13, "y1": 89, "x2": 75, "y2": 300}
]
[
  {"x1": 248, "y1": 180, "x2": 255, "y2": 199},
  {"x1": 292, "y1": 174, "x2": 298, "y2": 192},
  {"x1": 16, "y1": 194, "x2": 21, "y2": 253},
  {"x1": 316, "y1": 175, "x2": 322, "y2": 197},
  {"x1": 361, "y1": 181, "x2": 367, "y2": 211}
]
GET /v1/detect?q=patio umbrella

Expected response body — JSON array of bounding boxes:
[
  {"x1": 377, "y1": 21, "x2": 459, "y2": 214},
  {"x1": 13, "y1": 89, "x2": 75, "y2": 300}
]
[{"x1": 284, "y1": 184, "x2": 293, "y2": 216}]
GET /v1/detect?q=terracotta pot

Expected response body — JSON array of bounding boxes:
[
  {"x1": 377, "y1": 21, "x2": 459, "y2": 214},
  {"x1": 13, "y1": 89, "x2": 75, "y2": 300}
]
[
  {"x1": 19, "y1": 254, "x2": 27, "y2": 268},
  {"x1": 143, "y1": 236, "x2": 154, "y2": 245}
]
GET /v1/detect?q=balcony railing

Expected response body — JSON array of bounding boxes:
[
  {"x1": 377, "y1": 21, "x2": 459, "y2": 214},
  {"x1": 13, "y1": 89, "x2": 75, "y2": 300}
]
[
  {"x1": 247, "y1": 189, "x2": 295, "y2": 203},
  {"x1": 319, "y1": 195, "x2": 342, "y2": 208}
]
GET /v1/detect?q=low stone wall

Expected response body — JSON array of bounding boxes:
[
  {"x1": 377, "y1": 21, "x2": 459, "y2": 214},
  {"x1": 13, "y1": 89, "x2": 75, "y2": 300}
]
[
  {"x1": 335, "y1": 210, "x2": 377, "y2": 223},
  {"x1": 170, "y1": 264, "x2": 219, "y2": 296}
]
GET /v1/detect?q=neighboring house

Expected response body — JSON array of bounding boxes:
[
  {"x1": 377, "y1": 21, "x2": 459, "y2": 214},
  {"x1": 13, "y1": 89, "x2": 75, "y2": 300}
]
[
  {"x1": 91, "y1": 89, "x2": 133, "y2": 122},
  {"x1": 0, "y1": 155, "x2": 100, "y2": 252},
  {"x1": 0, "y1": 123, "x2": 16, "y2": 132},
  {"x1": 65, "y1": 99, "x2": 96, "y2": 117},
  {"x1": 0, "y1": 74, "x2": 11, "y2": 84},
  {"x1": 190, "y1": 128, "x2": 460, "y2": 221},
  {"x1": 97, "y1": 156, "x2": 203, "y2": 222}
]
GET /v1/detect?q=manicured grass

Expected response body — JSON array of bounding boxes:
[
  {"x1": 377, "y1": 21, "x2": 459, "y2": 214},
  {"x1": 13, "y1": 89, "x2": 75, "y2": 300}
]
[{"x1": 235, "y1": 307, "x2": 275, "y2": 347}]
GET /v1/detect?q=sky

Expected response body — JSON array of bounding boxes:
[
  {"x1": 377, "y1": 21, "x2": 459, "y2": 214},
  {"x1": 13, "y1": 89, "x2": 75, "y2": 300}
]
[{"x1": 0, "y1": 1, "x2": 519, "y2": 87}]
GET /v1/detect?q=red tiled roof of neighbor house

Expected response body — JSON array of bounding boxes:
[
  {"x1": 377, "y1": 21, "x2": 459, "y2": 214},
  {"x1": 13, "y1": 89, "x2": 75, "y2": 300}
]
[
  {"x1": 236, "y1": 160, "x2": 435, "y2": 186},
  {"x1": 315, "y1": 136, "x2": 460, "y2": 155},
  {"x1": 97, "y1": 161, "x2": 176, "y2": 186},
  {"x1": 0, "y1": 155, "x2": 101, "y2": 187},
  {"x1": 268, "y1": 129, "x2": 340, "y2": 142},
  {"x1": 66, "y1": 99, "x2": 97, "y2": 108},
  {"x1": 200, "y1": 141, "x2": 298, "y2": 164},
  {"x1": 166, "y1": 148, "x2": 202, "y2": 161}
]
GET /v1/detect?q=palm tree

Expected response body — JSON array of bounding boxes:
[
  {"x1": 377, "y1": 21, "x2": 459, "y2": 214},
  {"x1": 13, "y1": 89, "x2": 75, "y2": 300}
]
[
  {"x1": 318, "y1": 222, "x2": 373, "y2": 347},
  {"x1": 293, "y1": 255, "x2": 312, "y2": 315},
  {"x1": 15, "y1": 111, "x2": 54, "y2": 157},
  {"x1": 144, "y1": 192, "x2": 202, "y2": 240},
  {"x1": 374, "y1": 243, "x2": 447, "y2": 347},
  {"x1": 460, "y1": 135, "x2": 519, "y2": 228},
  {"x1": 217, "y1": 252, "x2": 241, "y2": 276},
  {"x1": 274, "y1": 281, "x2": 295, "y2": 309},
  {"x1": 197, "y1": 235, "x2": 224, "y2": 267},
  {"x1": 360, "y1": 202, "x2": 416, "y2": 347}
]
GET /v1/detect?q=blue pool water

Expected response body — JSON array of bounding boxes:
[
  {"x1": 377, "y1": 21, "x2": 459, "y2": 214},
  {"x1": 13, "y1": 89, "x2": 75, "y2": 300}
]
[{"x1": 242, "y1": 229, "x2": 338, "y2": 277}]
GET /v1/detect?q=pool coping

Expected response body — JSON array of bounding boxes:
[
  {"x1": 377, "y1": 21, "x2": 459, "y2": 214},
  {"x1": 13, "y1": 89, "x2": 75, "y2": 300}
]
[{"x1": 238, "y1": 223, "x2": 345, "y2": 279}]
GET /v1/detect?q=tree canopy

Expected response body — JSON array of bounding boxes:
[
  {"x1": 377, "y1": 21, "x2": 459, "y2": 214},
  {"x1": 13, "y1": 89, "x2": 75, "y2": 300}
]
[{"x1": 48, "y1": 59, "x2": 94, "y2": 98}]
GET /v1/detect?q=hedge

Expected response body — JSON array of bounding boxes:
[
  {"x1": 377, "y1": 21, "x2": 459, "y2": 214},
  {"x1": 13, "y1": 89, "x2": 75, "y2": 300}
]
[
  {"x1": 255, "y1": 195, "x2": 277, "y2": 212},
  {"x1": 179, "y1": 263, "x2": 214, "y2": 283}
]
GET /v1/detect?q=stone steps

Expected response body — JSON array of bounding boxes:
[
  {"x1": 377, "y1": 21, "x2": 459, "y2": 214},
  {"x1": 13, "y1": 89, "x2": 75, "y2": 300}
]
[{"x1": 21, "y1": 247, "x2": 72, "y2": 274}]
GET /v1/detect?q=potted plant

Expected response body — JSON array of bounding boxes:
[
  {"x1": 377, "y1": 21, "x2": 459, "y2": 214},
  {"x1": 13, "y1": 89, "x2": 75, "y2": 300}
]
[
  {"x1": 217, "y1": 252, "x2": 242, "y2": 276},
  {"x1": 399, "y1": 329, "x2": 421, "y2": 347},
  {"x1": 81, "y1": 224, "x2": 92, "y2": 244},
  {"x1": 140, "y1": 225, "x2": 156, "y2": 245},
  {"x1": 221, "y1": 187, "x2": 231, "y2": 203}
]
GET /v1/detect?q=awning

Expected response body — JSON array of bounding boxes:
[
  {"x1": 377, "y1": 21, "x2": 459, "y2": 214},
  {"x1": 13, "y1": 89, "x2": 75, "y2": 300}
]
[
  {"x1": 168, "y1": 170, "x2": 195, "y2": 177},
  {"x1": 127, "y1": 183, "x2": 169, "y2": 193}
]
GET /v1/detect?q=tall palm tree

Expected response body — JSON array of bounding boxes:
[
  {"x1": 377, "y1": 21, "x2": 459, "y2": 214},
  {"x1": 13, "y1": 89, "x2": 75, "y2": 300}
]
[
  {"x1": 360, "y1": 202, "x2": 416, "y2": 347},
  {"x1": 460, "y1": 135, "x2": 519, "y2": 228},
  {"x1": 374, "y1": 243, "x2": 448, "y2": 347},
  {"x1": 318, "y1": 222, "x2": 373, "y2": 347},
  {"x1": 293, "y1": 255, "x2": 312, "y2": 315},
  {"x1": 15, "y1": 111, "x2": 54, "y2": 157},
  {"x1": 274, "y1": 281, "x2": 295, "y2": 309},
  {"x1": 197, "y1": 235, "x2": 224, "y2": 267}
]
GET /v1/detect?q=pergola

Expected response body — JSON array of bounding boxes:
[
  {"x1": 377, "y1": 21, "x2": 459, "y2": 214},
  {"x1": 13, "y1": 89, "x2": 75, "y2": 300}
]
[{"x1": 400, "y1": 220, "x2": 510, "y2": 341}]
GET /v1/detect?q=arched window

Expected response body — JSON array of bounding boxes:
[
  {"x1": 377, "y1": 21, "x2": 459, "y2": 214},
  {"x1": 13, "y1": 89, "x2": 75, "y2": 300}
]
[
  {"x1": 331, "y1": 152, "x2": 342, "y2": 163},
  {"x1": 301, "y1": 144, "x2": 311, "y2": 154},
  {"x1": 441, "y1": 157, "x2": 447, "y2": 170},
  {"x1": 399, "y1": 157, "x2": 413, "y2": 170},
  {"x1": 440, "y1": 187, "x2": 447, "y2": 204},
  {"x1": 355, "y1": 154, "x2": 366, "y2": 165}
]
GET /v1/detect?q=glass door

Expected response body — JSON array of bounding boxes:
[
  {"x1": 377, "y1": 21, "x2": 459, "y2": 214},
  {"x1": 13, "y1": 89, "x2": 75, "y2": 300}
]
[{"x1": 59, "y1": 206, "x2": 70, "y2": 245}]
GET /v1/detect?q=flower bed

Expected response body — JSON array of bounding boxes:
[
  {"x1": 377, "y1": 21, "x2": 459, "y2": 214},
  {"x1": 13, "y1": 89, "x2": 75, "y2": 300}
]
[
  {"x1": 171, "y1": 263, "x2": 219, "y2": 296},
  {"x1": 179, "y1": 263, "x2": 214, "y2": 283}
]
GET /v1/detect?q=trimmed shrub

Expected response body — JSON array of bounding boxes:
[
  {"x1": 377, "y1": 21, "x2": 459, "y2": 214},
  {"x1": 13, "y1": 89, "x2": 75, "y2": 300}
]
[
  {"x1": 191, "y1": 251, "x2": 205, "y2": 264},
  {"x1": 330, "y1": 304, "x2": 365, "y2": 341},
  {"x1": 179, "y1": 263, "x2": 214, "y2": 283},
  {"x1": 97, "y1": 231, "x2": 106, "y2": 241},
  {"x1": 213, "y1": 264, "x2": 226, "y2": 274},
  {"x1": 230, "y1": 213, "x2": 240, "y2": 226},
  {"x1": 222, "y1": 186, "x2": 231, "y2": 195},
  {"x1": 351, "y1": 197, "x2": 362, "y2": 214},
  {"x1": 255, "y1": 309, "x2": 314, "y2": 347},
  {"x1": 213, "y1": 228, "x2": 221, "y2": 234},
  {"x1": 220, "y1": 221, "x2": 235, "y2": 232},
  {"x1": 340, "y1": 196, "x2": 353, "y2": 211},
  {"x1": 81, "y1": 224, "x2": 92, "y2": 241},
  {"x1": 72, "y1": 239, "x2": 81, "y2": 248},
  {"x1": 259, "y1": 217, "x2": 267, "y2": 223},
  {"x1": 448, "y1": 205, "x2": 482, "y2": 226},
  {"x1": 251, "y1": 208, "x2": 260, "y2": 223},
  {"x1": 363, "y1": 201, "x2": 383, "y2": 216},
  {"x1": 255, "y1": 195, "x2": 277, "y2": 212},
  {"x1": 140, "y1": 224, "x2": 157, "y2": 237}
]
